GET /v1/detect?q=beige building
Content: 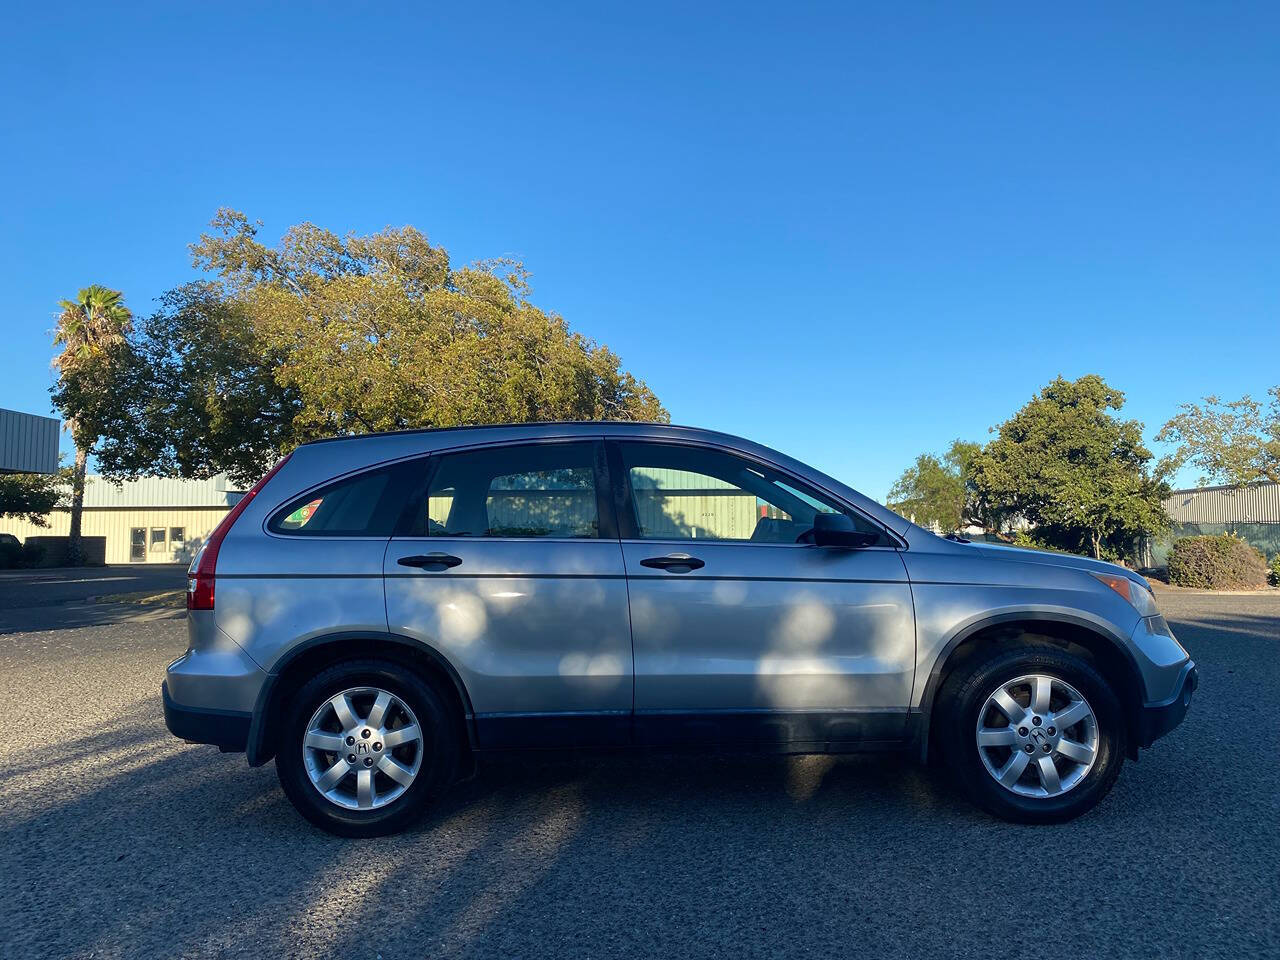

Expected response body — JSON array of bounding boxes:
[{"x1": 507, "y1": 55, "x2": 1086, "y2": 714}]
[{"x1": 0, "y1": 475, "x2": 243, "y2": 565}]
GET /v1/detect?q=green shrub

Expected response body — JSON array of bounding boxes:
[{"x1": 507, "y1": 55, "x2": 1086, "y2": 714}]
[
  {"x1": 1269, "y1": 553, "x2": 1280, "y2": 587},
  {"x1": 1167, "y1": 534, "x2": 1268, "y2": 590},
  {"x1": 1011, "y1": 530, "x2": 1051, "y2": 551}
]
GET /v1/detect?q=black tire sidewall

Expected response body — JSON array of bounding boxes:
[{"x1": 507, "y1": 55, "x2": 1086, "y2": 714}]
[
  {"x1": 275, "y1": 659, "x2": 458, "y2": 837},
  {"x1": 940, "y1": 646, "x2": 1125, "y2": 824}
]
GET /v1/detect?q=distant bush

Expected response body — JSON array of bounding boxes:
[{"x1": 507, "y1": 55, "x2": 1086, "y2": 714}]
[
  {"x1": 1270, "y1": 553, "x2": 1280, "y2": 587},
  {"x1": 1168, "y1": 534, "x2": 1268, "y2": 590}
]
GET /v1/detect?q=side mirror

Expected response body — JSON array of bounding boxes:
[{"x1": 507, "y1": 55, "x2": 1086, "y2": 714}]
[{"x1": 812, "y1": 512, "x2": 880, "y2": 548}]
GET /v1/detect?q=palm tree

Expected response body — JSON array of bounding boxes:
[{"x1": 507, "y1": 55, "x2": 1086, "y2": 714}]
[{"x1": 52, "y1": 285, "x2": 132, "y2": 565}]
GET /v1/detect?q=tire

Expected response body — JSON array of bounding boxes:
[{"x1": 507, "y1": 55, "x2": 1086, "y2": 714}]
[
  {"x1": 275, "y1": 659, "x2": 459, "y2": 837},
  {"x1": 937, "y1": 645, "x2": 1125, "y2": 824}
]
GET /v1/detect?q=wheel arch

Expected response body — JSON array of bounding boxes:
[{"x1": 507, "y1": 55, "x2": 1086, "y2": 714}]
[
  {"x1": 246, "y1": 632, "x2": 476, "y2": 767},
  {"x1": 915, "y1": 611, "x2": 1145, "y2": 764}
]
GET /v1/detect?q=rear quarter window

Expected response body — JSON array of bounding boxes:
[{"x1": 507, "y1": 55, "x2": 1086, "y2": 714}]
[{"x1": 268, "y1": 464, "x2": 414, "y2": 537}]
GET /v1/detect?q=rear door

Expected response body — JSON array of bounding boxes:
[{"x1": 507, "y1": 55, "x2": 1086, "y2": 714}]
[
  {"x1": 610, "y1": 439, "x2": 915, "y2": 748},
  {"x1": 384, "y1": 439, "x2": 633, "y2": 748}
]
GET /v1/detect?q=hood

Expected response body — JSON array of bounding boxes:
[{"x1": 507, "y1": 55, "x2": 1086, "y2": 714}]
[{"x1": 962, "y1": 540, "x2": 1147, "y2": 586}]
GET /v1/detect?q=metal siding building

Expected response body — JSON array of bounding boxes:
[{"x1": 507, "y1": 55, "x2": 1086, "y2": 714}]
[
  {"x1": 0, "y1": 475, "x2": 244, "y2": 564},
  {"x1": 0, "y1": 408, "x2": 59, "y2": 474},
  {"x1": 1163, "y1": 482, "x2": 1280, "y2": 524},
  {"x1": 1145, "y1": 481, "x2": 1280, "y2": 567}
]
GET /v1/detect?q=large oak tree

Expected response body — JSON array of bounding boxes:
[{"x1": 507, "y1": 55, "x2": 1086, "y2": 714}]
[
  {"x1": 89, "y1": 211, "x2": 667, "y2": 487},
  {"x1": 973, "y1": 375, "x2": 1169, "y2": 559}
]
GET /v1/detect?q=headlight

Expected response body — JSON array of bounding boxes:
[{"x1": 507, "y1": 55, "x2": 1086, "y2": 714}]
[{"x1": 1091, "y1": 572, "x2": 1159, "y2": 617}]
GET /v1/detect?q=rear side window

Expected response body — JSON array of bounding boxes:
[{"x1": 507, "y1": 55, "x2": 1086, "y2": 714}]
[
  {"x1": 269, "y1": 466, "x2": 409, "y2": 537},
  {"x1": 412, "y1": 442, "x2": 600, "y2": 539}
]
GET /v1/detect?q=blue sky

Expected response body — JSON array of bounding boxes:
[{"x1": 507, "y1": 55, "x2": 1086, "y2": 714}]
[{"x1": 2, "y1": 3, "x2": 1276, "y2": 501}]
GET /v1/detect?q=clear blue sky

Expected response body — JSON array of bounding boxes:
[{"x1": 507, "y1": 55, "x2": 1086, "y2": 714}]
[{"x1": 2, "y1": 3, "x2": 1276, "y2": 500}]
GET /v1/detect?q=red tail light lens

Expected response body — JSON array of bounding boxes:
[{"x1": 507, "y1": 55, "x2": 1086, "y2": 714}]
[{"x1": 186, "y1": 455, "x2": 292, "y2": 611}]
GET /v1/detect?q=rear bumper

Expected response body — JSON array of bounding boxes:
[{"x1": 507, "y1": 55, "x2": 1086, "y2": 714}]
[
  {"x1": 162, "y1": 681, "x2": 251, "y2": 752},
  {"x1": 1138, "y1": 661, "x2": 1197, "y2": 749}
]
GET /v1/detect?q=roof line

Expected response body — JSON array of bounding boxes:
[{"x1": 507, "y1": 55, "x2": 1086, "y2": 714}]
[
  {"x1": 296, "y1": 420, "x2": 681, "y2": 447},
  {"x1": 1166, "y1": 480, "x2": 1280, "y2": 496}
]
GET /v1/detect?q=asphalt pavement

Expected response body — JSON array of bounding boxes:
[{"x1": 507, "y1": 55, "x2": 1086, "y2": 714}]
[{"x1": 0, "y1": 569, "x2": 1276, "y2": 959}]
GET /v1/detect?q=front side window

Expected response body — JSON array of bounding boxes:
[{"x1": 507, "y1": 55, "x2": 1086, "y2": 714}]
[
  {"x1": 417, "y1": 442, "x2": 599, "y2": 539},
  {"x1": 616, "y1": 441, "x2": 883, "y2": 544},
  {"x1": 269, "y1": 466, "x2": 406, "y2": 537}
]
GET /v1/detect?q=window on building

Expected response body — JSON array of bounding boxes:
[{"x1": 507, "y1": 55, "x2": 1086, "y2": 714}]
[
  {"x1": 170, "y1": 527, "x2": 185, "y2": 547},
  {"x1": 150, "y1": 527, "x2": 167, "y2": 551}
]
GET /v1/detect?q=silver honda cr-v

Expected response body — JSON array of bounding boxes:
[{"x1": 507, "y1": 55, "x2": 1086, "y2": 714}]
[{"x1": 163, "y1": 422, "x2": 1196, "y2": 835}]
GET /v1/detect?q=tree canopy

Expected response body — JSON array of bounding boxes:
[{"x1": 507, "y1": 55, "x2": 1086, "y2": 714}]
[
  {"x1": 50, "y1": 285, "x2": 133, "y2": 563},
  {"x1": 85, "y1": 210, "x2": 667, "y2": 486},
  {"x1": 886, "y1": 440, "x2": 1005, "y2": 534},
  {"x1": 886, "y1": 375, "x2": 1170, "y2": 560},
  {"x1": 1156, "y1": 387, "x2": 1280, "y2": 488},
  {"x1": 51, "y1": 284, "x2": 133, "y2": 451},
  {"x1": 973, "y1": 375, "x2": 1169, "y2": 559},
  {"x1": 0, "y1": 470, "x2": 66, "y2": 525}
]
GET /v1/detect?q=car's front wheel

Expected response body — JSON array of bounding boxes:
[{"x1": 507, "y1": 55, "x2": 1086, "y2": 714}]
[
  {"x1": 275, "y1": 659, "x2": 459, "y2": 836},
  {"x1": 937, "y1": 645, "x2": 1126, "y2": 823}
]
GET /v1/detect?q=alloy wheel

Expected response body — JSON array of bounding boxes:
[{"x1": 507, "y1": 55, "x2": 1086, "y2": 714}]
[
  {"x1": 302, "y1": 686, "x2": 425, "y2": 810},
  {"x1": 975, "y1": 674, "x2": 1099, "y2": 798}
]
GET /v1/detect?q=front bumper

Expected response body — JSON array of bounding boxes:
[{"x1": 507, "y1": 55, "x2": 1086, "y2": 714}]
[
  {"x1": 1138, "y1": 661, "x2": 1197, "y2": 749},
  {"x1": 162, "y1": 681, "x2": 252, "y2": 752}
]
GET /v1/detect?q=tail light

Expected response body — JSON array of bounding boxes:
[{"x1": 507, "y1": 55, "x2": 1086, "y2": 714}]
[{"x1": 187, "y1": 455, "x2": 292, "y2": 610}]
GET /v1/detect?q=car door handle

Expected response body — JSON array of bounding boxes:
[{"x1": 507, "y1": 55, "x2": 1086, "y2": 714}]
[
  {"x1": 397, "y1": 553, "x2": 463, "y2": 570},
  {"x1": 639, "y1": 553, "x2": 705, "y2": 572}
]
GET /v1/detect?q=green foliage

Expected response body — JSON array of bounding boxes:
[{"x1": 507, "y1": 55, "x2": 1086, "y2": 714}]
[
  {"x1": 887, "y1": 440, "x2": 1005, "y2": 533},
  {"x1": 91, "y1": 284, "x2": 299, "y2": 488},
  {"x1": 93, "y1": 211, "x2": 668, "y2": 486},
  {"x1": 1268, "y1": 553, "x2": 1280, "y2": 587},
  {"x1": 1157, "y1": 387, "x2": 1280, "y2": 487},
  {"x1": 1010, "y1": 530, "x2": 1056, "y2": 552},
  {"x1": 50, "y1": 286, "x2": 133, "y2": 566},
  {"x1": 51, "y1": 286, "x2": 133, "y2": 448},
  {"x1": 0, "y1": 469, "x2": 67, "y2": 524},
  {"x1": 1167, "y1": 534, "x2": 1269, "y2": 590},
  {"x1": 972, "y1": 375, "x2": 1169, "y2": 560},
  {"x1": 887, "y1": 452, "x2": 965, "y2": 531}
]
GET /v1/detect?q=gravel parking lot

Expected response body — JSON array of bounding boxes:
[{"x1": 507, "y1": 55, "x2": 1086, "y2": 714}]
[{"x1": 1, "y1": 569, "x2": 1277, "y2": 959}]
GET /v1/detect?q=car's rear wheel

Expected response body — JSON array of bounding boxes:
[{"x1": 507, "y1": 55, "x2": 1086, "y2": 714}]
[
  {"x1": 937, "y1": 645, "x2": 1125, "y2": 823},
  {"x1": 276, "y1": 659, "x2": 458, "y2": 836}
]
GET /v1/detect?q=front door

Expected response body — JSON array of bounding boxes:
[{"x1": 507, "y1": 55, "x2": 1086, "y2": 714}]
[
  {"x1": 384, "y1": 439, "x2": 633, "y2": 749},
  {"x1": 611, "y1": 440, "x2": 915, "y2": 748}
]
